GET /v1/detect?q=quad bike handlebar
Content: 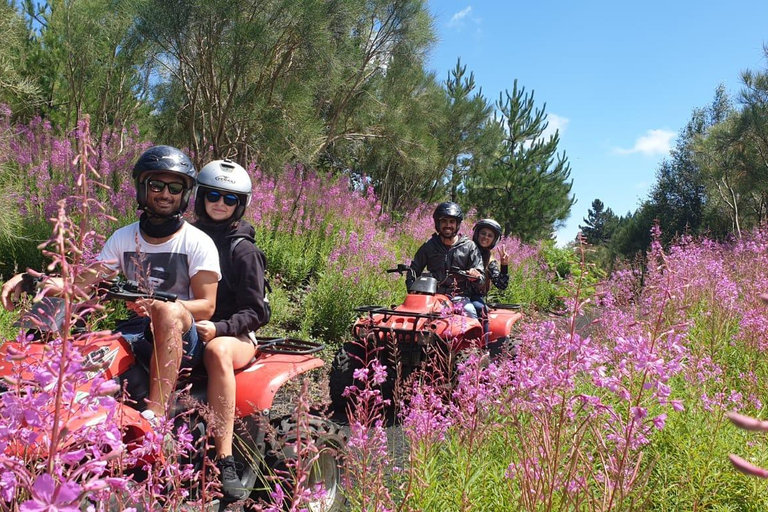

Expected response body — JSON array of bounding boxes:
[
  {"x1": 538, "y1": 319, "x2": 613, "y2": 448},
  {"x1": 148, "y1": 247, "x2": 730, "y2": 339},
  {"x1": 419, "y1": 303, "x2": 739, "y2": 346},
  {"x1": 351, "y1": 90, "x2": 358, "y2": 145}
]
[
  {"x1": 386, "y1": 264, "x2": 477, "y2": 283},
  {"x1": 15, "y1": 276, "x2": 177, "y2": 333},
  {"x1": 97, "y1": 279, "x2": 177, "y2": 303},
  {"x1": 386, "y1": 263, "x2": 415, "y2": 277},
  {"x1": 20, "y1": 273, "x2": 177, "y2": 303}
]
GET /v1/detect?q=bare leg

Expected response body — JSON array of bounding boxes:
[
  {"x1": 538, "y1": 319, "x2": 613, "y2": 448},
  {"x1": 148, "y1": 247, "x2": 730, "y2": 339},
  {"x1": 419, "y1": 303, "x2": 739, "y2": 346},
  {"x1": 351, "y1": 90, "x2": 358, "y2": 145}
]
[
  {"x1": 204, "y1": 336, "x2": 257, "y2": 457},
  {"x1": 146, "y1": 301, "x2": 191, "y2": 416}
]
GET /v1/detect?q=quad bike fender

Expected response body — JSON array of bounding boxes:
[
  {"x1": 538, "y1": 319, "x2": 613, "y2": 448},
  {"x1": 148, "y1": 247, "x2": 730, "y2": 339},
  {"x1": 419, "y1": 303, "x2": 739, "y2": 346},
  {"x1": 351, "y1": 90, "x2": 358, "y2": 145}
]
[
  {"x1": 0, "y1": 333, "x2": 135, "y2": 384},
  {"x1": 438, "y1": 316, "x2": 484, "y2": 346},
  {"x1": 59, "y1": 403, "x2": 160, "y2": 466},
  {"x1": 399, "y1": 293, "x2": 452, "y2": 313},
  {"x1": 487, "y1": 310, "x2": 523, "y2": 340},
  {"x1": 234, "y1": 354, "x2": 324, "y2": 416},
  {"x1": 2, "y1": 400, "x2": 153, "y2": 461}
]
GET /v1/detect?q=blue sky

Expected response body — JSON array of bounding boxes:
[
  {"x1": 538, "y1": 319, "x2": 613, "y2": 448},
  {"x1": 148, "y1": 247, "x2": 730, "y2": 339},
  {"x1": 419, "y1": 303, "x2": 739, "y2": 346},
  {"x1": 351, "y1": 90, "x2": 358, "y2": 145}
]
[{"x1": 425, "y1": 1, "x2": 768, "y2": 245}]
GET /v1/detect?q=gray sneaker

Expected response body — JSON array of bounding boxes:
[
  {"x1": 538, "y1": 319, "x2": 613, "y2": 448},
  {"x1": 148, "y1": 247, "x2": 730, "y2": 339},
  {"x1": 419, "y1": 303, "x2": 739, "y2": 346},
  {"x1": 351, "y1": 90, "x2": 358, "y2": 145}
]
[{"x1": 217, "y1": 456, "x2": 247, "y2": 501}]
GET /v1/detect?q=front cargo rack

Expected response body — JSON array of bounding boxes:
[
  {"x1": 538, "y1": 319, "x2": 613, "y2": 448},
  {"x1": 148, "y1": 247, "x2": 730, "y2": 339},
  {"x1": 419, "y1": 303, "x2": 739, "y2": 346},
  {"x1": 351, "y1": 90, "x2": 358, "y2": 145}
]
[
  {"x1": 355, "y1": 305, "x2": 443, "y2": 321},
  {"x1": 486, "y1": 303, "x2": 524, "y2": 310}
]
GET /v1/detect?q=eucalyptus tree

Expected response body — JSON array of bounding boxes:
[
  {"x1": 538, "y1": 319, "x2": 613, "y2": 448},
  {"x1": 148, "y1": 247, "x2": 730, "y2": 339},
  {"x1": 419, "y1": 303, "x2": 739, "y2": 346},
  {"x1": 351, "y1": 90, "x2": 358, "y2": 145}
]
[
  {"x1": 17, "y1": 0, "x2": 148, "y2": 137},
  {"x1": 466, "y1": 80, "x2": 574, "y2": 242},
  {"x1": 133, "y1": 0, "x2": 438, "y2": 174},
  {"x1": 0, "y1": 2, "x2": 41, "y2": 115}
]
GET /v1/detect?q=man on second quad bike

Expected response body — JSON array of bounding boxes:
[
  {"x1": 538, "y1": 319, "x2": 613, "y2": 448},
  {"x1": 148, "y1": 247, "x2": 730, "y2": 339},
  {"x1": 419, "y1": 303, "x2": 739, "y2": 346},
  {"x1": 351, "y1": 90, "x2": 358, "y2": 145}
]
[{"x1": 408, "y1": 201, "x2": 485, "y2": 317}]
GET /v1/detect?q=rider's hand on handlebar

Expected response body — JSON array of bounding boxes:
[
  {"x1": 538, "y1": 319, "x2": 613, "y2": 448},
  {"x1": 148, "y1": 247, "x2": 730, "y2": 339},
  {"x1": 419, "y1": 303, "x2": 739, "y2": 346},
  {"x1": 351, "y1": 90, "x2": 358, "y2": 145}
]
[
  {"x1": 467, "y1": 269, "x2": 482, "y2": 280},
  {"x1": 1, "y1": 273, "x2": 26, "y2": 312},
  {"x1": 127, "y1": 297, "x2": 156, "y2": 317}
]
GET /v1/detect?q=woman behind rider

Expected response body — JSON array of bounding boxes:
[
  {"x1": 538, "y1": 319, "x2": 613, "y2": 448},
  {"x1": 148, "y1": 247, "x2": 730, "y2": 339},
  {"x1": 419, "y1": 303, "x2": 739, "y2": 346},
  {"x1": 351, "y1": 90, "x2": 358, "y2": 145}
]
[
  {"x1": 193, "y1": 159, "x2": 269, "y2": 502},
  {"x1": 469, "y1": 219, "x2": 510, "y2": 332}
]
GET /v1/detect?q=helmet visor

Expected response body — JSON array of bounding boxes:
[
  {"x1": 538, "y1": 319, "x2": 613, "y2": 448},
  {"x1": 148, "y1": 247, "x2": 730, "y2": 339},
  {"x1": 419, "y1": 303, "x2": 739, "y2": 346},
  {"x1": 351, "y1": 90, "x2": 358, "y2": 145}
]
[
  {"x1": 147, "y1": 179, "x2": 185, "y2": 195},
  {"x1": 205, "y1": 189, "x2": 239, "y2": 206}
]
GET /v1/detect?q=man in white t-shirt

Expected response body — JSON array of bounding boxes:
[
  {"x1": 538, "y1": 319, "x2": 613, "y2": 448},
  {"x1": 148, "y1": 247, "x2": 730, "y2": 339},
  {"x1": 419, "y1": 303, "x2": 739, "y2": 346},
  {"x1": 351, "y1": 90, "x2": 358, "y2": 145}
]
[{"x1": 1, "y1": 145, "x2": 220, "y2": 421}]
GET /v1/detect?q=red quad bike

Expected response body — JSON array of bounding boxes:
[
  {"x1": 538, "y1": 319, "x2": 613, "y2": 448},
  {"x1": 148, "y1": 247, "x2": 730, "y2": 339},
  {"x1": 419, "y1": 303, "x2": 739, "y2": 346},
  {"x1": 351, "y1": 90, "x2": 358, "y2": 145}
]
[
  {"x1": 0, "y1": 276, "x2": 347, "y2": 511},
  {"x1": 330, "y1": 264, "x2": 523, "y2": 419}
]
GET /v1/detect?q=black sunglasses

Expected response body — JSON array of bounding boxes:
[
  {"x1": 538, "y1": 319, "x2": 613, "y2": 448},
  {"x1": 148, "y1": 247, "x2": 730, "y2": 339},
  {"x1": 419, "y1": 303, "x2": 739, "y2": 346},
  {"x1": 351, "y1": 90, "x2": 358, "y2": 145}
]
[
  {"x1": 147, "y1": 179, "x2": 185, "y2": 195},
  {"x1": 205, "y1": 189, "x2": 239, "y2": 206}
]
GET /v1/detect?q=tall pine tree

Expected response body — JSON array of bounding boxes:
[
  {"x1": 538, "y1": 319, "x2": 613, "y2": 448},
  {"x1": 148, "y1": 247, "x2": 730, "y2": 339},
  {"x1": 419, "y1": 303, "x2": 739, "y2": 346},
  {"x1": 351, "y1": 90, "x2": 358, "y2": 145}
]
[
  {"x1": 580, "y1": 199, "x2": 618, "y2": 245},
  {"x1": 466, "y1": 80, "x2": 574, "y2": 242}
]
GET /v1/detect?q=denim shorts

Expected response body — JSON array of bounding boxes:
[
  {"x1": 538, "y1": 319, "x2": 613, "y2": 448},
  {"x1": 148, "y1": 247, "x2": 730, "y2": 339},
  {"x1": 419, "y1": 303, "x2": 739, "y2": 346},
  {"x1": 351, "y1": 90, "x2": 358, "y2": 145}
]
[{"x1": 115, "y1": 315, "x2": 203, "y2": 370}]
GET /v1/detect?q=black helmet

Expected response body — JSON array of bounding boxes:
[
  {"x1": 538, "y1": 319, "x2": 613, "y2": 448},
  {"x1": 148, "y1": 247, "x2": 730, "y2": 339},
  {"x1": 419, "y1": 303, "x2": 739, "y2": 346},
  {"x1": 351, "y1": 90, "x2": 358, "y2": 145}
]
[
  {"x1": 194, "y1": 159, "x2": 252, "y2": 222},
  {"x1": 432, "y1": 201, "x2": 464, "y2": 232},
  {"x1": 473, "y1": 218, "x2": 503, "y2": 250},
  {"x1": 133, "y1": 145, "x2": 196, "y2": 212}
]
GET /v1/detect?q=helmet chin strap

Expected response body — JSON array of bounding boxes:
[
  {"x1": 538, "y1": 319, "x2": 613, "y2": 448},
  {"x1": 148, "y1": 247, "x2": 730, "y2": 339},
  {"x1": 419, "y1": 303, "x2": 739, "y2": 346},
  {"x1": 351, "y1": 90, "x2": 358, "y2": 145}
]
[{"x1": 139, "y1": 209, "x2": 185, "y2": 239}]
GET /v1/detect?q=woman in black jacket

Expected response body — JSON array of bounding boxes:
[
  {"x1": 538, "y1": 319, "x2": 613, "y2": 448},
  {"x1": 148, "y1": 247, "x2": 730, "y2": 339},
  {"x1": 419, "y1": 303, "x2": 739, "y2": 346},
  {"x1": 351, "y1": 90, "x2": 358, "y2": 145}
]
[
  {"x1": 193, "y1": 159, "x2": 269, "y2": 501},
  {"x1": 469, "y1": 219, "x2": 510, "y2": 336}
]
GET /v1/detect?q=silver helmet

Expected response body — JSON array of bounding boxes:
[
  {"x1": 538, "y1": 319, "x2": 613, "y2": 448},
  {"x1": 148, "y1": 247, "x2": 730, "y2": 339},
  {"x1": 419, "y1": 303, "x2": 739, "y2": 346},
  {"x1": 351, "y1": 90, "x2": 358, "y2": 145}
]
[
  {"x1": 194, "y1": 159, "x2": 252, "y2": 222},
  {"x1": 472, "y1": 218, "x2": 502, "y2": 250}
]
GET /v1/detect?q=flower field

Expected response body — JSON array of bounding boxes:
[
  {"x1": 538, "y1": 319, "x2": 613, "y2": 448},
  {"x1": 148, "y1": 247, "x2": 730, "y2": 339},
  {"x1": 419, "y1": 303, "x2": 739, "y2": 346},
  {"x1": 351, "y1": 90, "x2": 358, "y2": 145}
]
[{"x1": 0, "y1": 114, "x2": 767, "y2": 510}]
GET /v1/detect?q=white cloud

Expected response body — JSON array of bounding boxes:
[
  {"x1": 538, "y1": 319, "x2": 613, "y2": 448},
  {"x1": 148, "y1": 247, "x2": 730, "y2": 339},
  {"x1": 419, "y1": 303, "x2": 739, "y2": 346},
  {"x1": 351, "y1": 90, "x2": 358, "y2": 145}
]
[
  {"x1": 543, "y1": 113, "x2": 569, "y2": 140},
  {"x1": 448, "y1": 7, "x2": 473, "y2": 28},
  {"x1": 614, "y1": 129, "x2": 676, "y2": 156},
  {"x1": 520, "y1": 113, "x2": 568, "y2": 150}
]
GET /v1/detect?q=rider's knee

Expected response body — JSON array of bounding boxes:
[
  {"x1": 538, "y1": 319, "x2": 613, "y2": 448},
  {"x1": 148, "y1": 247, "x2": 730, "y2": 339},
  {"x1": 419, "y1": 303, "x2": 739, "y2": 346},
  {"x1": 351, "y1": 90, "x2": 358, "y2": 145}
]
[
  {"x1": 154, "y1": 301, "x2": 189, "y2": 326},
  {"x1": 203, "y1": 338, "x2": 230, "y2": 366}
]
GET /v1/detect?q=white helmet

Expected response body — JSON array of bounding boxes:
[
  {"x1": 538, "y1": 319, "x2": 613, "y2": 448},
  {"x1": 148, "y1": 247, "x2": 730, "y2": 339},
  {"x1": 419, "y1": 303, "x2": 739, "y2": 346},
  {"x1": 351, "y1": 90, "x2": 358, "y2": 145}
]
[{"x1": 194, "y1": 159, "x2": 252, "y2": 222}]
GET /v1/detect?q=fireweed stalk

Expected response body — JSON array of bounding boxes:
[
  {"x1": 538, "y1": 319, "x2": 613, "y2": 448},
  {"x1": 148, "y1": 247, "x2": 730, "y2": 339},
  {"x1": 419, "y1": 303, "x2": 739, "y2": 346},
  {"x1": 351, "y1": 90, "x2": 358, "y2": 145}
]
[
  {"x1": 341, "y1": 337, "x2": 395, "y2": 512},
  {"x1": 491, "y1": 233, "x2": 687, "y2": 510},
  {"x1": 0, "y1": 118, "x2": 203, "y2": 511},
  {"x1": 0, "y1": 135, "x2": 126, "y2": 509}
]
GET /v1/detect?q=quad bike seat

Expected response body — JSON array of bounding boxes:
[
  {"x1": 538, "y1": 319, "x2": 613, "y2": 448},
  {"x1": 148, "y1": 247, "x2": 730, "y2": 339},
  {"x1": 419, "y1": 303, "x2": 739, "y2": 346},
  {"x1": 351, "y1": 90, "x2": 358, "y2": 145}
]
[{"x1": 408, "y1": 274, "x2": 437, "y2": 294}]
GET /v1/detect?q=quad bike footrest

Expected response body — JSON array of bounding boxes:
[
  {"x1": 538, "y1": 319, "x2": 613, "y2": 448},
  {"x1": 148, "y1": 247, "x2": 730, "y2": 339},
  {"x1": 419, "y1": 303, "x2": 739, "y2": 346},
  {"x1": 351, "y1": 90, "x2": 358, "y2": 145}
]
[{"x1": 255, "y1": 336, "x2": 324, "y2": 355}]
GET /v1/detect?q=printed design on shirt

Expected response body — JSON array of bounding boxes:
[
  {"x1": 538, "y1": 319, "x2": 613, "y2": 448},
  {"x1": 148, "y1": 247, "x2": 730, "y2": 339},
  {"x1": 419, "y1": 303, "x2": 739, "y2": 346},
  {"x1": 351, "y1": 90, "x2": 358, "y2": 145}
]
[{"x1": 122, "y1": 252, "x2": 191, "y2": 297}]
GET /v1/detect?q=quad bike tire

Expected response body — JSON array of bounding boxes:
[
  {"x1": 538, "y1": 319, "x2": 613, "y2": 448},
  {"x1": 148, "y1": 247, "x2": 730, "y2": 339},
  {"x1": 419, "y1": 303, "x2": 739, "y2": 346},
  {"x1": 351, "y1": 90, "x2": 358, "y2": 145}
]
[
  {"x1": 329, "y1": 341, "x2": 365, "y2": 421},
  {"x1": 488, "y1": 335, "x2": 521, "y2": 361},
  {"x1": 263, "y1": 414, "x2": 347, "y2": 511}
]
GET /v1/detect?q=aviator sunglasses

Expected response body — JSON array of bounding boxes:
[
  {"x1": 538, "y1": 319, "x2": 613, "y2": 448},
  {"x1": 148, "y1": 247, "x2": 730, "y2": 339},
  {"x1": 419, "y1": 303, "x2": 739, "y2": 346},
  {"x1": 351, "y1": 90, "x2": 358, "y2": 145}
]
[
  {"x1": 147, "y1": 179, "x2": 185, "y2": 195},
  {"x1": 205, "y1": 189, "x2": 239, "y2": 206}
]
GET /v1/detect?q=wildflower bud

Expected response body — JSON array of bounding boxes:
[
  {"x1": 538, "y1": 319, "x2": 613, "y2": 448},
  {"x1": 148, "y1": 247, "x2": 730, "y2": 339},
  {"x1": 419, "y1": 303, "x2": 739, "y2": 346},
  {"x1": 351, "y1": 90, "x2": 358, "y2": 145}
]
[
  {"x1": 83, "y1": 479, "x2": 108, "y2": 492},
  {"x1": 729, "y1": 453, "x2": 768, "y2": 478},
  {"x1": 95, "y1": 380, "x2": 120, "y2": 397},
  {"x1": 727, "y1": 411, "x2": 768, "y2": 432},
  {"x1": 4, "y1": 345, "x2": 26, "y2": 360}
]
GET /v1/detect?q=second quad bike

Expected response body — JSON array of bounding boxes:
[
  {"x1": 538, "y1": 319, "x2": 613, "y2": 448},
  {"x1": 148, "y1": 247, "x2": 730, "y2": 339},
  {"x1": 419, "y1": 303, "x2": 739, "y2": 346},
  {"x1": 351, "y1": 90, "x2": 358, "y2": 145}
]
[
  {"x1": 0, "y1": 276, "x2": 347, "y2": 511},
  {"x1": 330, "y1": 264, "x2": 523, "y2": 419}
]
